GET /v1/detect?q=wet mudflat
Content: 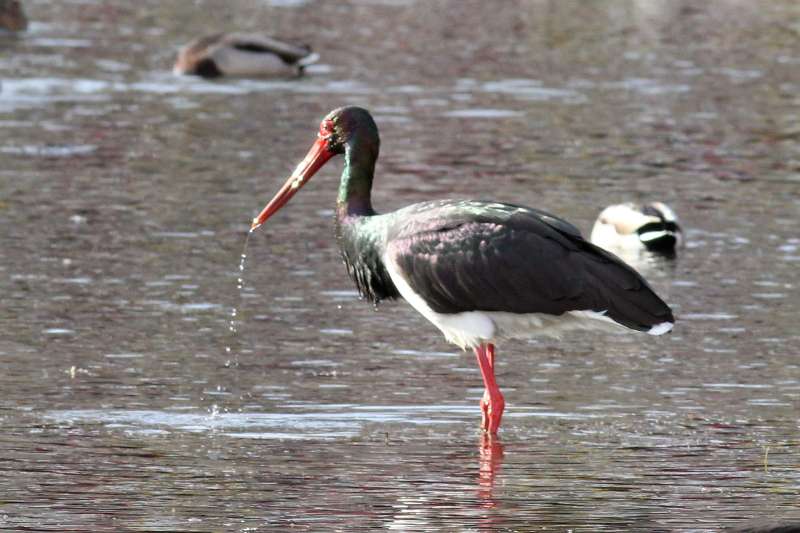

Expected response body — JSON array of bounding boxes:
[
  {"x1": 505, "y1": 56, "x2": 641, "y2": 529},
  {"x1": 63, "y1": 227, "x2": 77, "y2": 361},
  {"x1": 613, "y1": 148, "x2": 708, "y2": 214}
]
[{"x1": 2, "y1": 0, "x2": 800, "y2": 531}]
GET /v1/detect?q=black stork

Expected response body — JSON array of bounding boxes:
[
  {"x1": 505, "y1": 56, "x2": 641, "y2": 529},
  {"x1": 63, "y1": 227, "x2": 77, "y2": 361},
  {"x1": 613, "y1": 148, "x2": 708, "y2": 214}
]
[{"x1": 251, "y1": 106, "x2": 674, "y2": 435}]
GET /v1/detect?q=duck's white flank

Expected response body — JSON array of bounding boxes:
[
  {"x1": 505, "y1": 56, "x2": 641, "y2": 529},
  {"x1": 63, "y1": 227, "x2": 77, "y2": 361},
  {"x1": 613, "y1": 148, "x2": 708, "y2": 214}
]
[
  {"x1": 211, "y1": 46, "x2": 293, "y2": 76},
  {"x1": 383, "y1": 253, "x2": 668, "y2": 350},
  {"x1": 590, "y1": 204, "x2": 656, "y2": 252}
]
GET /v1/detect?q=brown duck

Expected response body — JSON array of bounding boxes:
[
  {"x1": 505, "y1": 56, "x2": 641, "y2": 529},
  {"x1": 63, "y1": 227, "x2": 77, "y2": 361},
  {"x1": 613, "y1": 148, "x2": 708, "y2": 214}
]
[{"x1": 173, "y1": 33, "x2": 318, "y2": 78}]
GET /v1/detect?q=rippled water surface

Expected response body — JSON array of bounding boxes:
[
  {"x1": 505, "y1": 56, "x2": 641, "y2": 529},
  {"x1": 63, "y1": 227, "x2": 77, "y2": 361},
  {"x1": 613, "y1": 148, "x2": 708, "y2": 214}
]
[{"x1": 2, "y1": 1, "x2": 800, "y2": 531}]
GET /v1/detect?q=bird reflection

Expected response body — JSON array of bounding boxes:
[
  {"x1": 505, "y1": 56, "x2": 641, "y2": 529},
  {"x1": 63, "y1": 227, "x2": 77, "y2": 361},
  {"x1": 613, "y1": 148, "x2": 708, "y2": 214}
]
[{"x1": 477, "y1": 433, "x2": 505, "y2": 507}]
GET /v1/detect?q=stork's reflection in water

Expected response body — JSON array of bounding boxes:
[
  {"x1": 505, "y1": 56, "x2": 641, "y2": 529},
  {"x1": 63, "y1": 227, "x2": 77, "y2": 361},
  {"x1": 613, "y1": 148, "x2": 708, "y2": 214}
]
[{"x1": 478, "y1": 434, "x2": 505, "y2": 507}]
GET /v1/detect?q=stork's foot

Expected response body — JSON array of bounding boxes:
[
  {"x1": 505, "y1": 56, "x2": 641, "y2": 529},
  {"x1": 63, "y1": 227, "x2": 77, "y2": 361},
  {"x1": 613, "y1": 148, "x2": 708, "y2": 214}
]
[{"x1": 479, "y1": 387, "x2": 505, "y2": 434}]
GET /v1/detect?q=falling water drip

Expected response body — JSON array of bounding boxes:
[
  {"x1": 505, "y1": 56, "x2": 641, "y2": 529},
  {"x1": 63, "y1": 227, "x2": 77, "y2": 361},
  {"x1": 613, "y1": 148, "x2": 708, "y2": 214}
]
[{"x1": 224, "y1": 231, "x2": 252, "y2": 366}]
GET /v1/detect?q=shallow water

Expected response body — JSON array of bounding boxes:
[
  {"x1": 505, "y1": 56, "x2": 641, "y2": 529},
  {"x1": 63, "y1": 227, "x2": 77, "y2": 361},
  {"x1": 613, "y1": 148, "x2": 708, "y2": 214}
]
[{"x1": 2, "y1": 0, "x2": 800, "y2": 531}]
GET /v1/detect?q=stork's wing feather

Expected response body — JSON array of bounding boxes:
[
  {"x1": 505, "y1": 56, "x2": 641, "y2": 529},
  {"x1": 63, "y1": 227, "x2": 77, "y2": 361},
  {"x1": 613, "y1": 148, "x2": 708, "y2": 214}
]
[{"x1": 385, "y1": 201, "x2": 673, "y2": 332}]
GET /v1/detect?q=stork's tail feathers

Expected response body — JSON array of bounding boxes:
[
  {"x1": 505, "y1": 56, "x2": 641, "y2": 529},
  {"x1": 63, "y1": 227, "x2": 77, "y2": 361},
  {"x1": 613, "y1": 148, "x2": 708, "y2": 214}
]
[
  {"x1": 579, "y1": 241, "x2": 675, "y2": 335},
  {"x1": 647, "y1": 320, "x2": 674, "y2": 336},
  {"x1": 297, "y1": 52, "x2": 319, "y2": 67}
]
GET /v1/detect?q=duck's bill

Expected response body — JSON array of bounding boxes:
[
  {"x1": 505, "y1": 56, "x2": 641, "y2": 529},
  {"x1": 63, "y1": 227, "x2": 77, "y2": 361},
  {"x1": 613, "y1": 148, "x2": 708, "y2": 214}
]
[{"x1": 250, "y1": 137, "x2": 334, "y2": 231}]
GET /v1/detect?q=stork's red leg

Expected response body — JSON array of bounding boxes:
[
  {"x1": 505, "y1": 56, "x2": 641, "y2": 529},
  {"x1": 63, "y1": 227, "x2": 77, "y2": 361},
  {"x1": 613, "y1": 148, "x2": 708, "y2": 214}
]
[
  {"x1": 477, "y1": 344, "x2": 493, "y2": 429},
  {"x1": 474, "y1": 343, "x2": 504, "y2": 434}
]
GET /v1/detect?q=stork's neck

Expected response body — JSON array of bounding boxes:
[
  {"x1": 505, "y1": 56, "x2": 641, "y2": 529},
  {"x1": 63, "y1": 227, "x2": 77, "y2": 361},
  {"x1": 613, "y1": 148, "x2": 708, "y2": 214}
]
[{"x1": 337, "y1": 134, "x2": 378, "y2": 218}]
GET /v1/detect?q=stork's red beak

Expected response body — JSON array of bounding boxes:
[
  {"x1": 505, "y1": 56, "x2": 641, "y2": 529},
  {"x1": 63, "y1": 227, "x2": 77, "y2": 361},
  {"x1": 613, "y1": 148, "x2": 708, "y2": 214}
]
[{"x1": 250, "y1": 136, "x2": 335, "y2": 231}]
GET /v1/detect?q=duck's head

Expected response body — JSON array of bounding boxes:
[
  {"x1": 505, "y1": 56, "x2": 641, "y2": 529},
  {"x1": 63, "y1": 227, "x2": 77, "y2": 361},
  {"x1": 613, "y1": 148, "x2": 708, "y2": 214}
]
[
  {"x1": 0, "y1": 0, "x2": 27, "y2": 32},
  {"x1": 251, "y1": 106, "x2": 378, "y2": 230},
  {"x1": 173, "y1": 34, "x2": 224, "y2": 78}
]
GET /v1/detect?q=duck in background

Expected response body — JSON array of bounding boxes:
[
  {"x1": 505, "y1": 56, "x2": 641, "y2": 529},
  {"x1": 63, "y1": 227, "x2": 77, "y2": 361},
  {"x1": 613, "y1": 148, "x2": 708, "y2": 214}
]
[
  {"x1": 173, "y1": 33, "x2": 319, "y2": 78},
  {"x1": 0, "y1": 0, "x2": 27, "y2": 32},
  {"x1": 590, "y1": 202, "x2": 684, "y2": 264}
]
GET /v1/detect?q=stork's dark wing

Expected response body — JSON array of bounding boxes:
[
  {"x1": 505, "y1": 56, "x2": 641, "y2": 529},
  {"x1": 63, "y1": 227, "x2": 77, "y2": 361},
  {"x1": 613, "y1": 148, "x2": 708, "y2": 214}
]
[{"x1": 385, "y1": 201, "x2": 673, "y2": 332}]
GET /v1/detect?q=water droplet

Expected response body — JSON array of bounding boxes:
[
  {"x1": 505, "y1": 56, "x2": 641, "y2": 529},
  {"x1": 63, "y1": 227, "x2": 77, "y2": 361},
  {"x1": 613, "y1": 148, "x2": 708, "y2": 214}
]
[{"x1": 224, "y1": 231, "x2": 251, "y2": 361}]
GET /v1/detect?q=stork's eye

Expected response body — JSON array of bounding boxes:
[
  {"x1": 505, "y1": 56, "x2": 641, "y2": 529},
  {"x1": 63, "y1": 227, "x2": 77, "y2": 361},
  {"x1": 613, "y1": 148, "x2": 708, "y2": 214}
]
[
  {"x1": 319, "y1": 118, "x2": 344, "y2": 152},
  {"x1": 319, "y1": 119, "x2": 335, "y2": 139}
]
